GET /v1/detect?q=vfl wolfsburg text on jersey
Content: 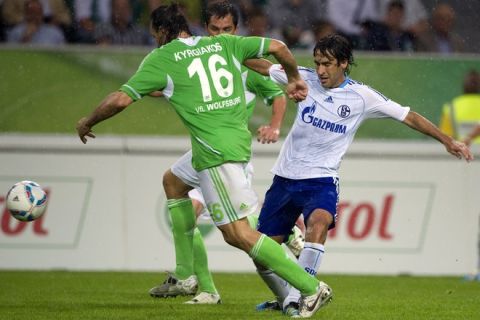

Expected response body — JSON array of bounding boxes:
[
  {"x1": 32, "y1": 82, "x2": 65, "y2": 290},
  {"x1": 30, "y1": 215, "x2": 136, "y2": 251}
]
[{"x1": 195, "y1": 96, "x2": 242, "y2": 114}]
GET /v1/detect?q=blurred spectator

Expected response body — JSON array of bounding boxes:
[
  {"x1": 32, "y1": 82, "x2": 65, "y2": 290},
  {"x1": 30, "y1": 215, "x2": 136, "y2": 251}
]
[
  {"x1": 439, "y1": 70, "x2": 480, "y2": 144},
  {"x1": 245, "y1": 9, "x2": 271, "y2": 37},
  {"x1": 74, "y1": 0, "x2": 112, "y2": 43},
  {"x1": 94, "y1": 0, "x2": 150, "y2": 45},
  {"x1": 2, "y1": 0, "x2": 71, "y2": 28},
  {"x1": 457, "y1": 71, "x2": 480, "y2": 283},
  {"x1": 2, "y1": 0, "x2": 71, "y2": 41},
  {"x1": 326, "y1": 0, "x2": 378, "y2": 49},
  {"x1": 363, "y1": 0, "x2": 415, "y2": 51},
  {"x1": 7, "y1": 0, "x2": 65, "y2": 45},
  {"x1": 416, "y1": 3, "x2": 465, "y2": 54},
  {"x1": 377, "y1": 0, "x2": 428, "y2": 37},
  {"x1": 266, "y1": 0, "x2": 324, "y2": 48}
]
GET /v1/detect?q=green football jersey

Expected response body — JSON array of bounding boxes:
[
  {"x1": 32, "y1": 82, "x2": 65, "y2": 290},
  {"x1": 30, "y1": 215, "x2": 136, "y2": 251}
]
[
  {"x1": 120, "y1": 34, "x2": 271, "y2": 171},
  {"x1": 243, "y1": 67, "x2": 284, "y2": 120}
]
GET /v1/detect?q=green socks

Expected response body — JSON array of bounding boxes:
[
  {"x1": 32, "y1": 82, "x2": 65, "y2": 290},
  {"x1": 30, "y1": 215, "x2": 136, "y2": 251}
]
[
  {"x1": 168, "y1": 198, "x2": 218, "y2": 293},
  {"x1": 250, "y1": 234, "x2": 318, "y2": 295},
  {"x1": 168, "y1": 198, "x2": 196, "y2": 279},
  {"x1": 193, "y1": 228, "x2": 218, "y2": 294}
]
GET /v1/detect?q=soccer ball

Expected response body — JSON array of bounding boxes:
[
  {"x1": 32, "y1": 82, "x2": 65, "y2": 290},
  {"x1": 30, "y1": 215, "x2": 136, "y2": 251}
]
[{"x1": 6, "y1": 181, "x2": 48, "y2": 221}]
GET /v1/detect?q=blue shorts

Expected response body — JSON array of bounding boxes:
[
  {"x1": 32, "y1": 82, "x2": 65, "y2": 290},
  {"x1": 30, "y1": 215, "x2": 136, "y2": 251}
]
[{"x1": 257, "y1": 175, "x2": 339, "y2": 239}]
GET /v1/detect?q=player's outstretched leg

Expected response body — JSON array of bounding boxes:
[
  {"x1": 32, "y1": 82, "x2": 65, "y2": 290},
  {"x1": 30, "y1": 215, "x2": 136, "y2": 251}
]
[{"x1": 219, "y1": 219, "x2": 320, "y2": 297}]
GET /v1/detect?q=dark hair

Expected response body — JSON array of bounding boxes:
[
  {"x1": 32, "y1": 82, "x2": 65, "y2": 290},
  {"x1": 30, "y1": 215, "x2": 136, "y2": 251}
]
[
  {"x1": 150, "y1": 3, "x2": 191, "y2": 44},
  {"x1": 204, "y1": 1, "x2": 239, "y2": 27},
  {"x1": 313, "y1": 34, "x2": 355, "y2": 74},
  {"x1": 463, "y1": 70, "x2": 480, "y2": 94}
]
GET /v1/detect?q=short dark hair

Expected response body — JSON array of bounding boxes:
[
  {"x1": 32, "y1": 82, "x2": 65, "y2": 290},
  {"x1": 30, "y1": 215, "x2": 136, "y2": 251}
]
[
  {"x1": 204, "y1": 1, "x2": 239, "y2": 27},
  {"x1": 463, "y1": 70, "x2": 480, "y2": 94},
  {"x1": 150, "y1": 3, "x2": 191, "y2": 44},
  {"x1": 313, "y1": 34, "x2": 355, "y2": 74}
]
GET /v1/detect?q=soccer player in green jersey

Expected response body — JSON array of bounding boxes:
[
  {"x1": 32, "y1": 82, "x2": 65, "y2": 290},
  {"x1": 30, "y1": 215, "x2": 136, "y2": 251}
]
[
  {"x1": 76, "y1": 3, "x2": 326, "y2": 316},
  {"x1": 148, "y1": 1, "x2": 303, "y2": 305}
]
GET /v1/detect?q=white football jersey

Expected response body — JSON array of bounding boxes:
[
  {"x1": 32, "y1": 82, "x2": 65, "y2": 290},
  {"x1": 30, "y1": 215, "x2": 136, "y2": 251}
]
[{"x1": 269, "y1": 64, "x2": 410, "y2": 179}]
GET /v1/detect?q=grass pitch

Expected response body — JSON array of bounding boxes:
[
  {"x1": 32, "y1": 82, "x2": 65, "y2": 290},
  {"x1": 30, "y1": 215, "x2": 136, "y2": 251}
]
[{"x1": 1, "y1": 271, "x2": 479, "y2": 320}]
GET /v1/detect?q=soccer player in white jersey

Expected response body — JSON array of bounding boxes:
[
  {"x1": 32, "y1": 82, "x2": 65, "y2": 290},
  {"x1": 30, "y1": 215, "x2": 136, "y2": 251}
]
[
  {"x1": 245, "y1": 34, "x2": 473, "y2": 317},
  {"x1": 148, "y1": 1, "x2": 304, "y2": 305}
]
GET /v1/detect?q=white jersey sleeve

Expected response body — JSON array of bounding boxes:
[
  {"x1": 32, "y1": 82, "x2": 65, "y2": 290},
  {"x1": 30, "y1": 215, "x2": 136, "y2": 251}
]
[
  {"x1": 355, "y1": 85, "x2": 410, "y2": 121},
  {"x1": 269, "y1": 64, "x2": 315, "y2": 86},
  {"x1": 269, "y1": 64, "x2": 288, "y2": 85}
]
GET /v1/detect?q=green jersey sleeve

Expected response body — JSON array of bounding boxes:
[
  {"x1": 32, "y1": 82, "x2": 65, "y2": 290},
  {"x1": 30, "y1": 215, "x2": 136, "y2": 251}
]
[
  {"x1": 219, "y1": 34, "x2": 272, "y2": 62},
  {"x1": 246, "y1": 70, "x2": 284, "y2": 106},
  {"x1": 119, "y1": 49, "x2": 168, "y2": 101}
]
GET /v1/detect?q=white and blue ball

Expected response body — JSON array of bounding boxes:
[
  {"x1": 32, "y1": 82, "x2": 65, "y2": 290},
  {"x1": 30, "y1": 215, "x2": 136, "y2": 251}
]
[{"x1": 6, "y1": 181, "x2": 48, "y2": 222}]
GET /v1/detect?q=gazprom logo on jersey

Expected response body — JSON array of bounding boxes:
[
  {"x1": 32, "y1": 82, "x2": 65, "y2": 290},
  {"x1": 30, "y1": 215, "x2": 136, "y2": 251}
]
[{"x1": 301, "y1": 103, "x2": 347, "y2": 134}]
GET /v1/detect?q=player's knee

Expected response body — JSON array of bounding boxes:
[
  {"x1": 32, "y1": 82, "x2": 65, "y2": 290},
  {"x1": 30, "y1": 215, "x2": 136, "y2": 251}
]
[
  {"x1": 307, "y1": 210, "x2": 332, "y2": 227},
  {"x1": 219, "y1": 222, "x2": 251, "y2": 251},
  {"x1": 162, "y1": 170, "x2": 175, "y2": 193},
  {"x1": 162, "y1": 169, "x2": 189, "y2": 198},
  {"x1": 306, "y1": 210, "x2": 332, "y2": 236}
]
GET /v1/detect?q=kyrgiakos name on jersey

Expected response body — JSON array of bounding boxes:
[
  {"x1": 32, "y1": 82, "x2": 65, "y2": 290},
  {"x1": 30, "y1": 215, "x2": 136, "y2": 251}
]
[
  {"x1": 301, "y1": 102, "x2": 347, "y2": 134},
  {"x1": 174, "y1": 42, "x2": 223, "y2": 61}
]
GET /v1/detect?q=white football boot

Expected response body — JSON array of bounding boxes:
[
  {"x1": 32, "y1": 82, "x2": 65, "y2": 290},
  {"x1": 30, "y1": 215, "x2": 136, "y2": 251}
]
[
  {"x1": 297, "y1": 281, "x2": 333, "y2": 318},
  {"x1": 184, "y1": 292, "x2": 222, "y2": 304}
]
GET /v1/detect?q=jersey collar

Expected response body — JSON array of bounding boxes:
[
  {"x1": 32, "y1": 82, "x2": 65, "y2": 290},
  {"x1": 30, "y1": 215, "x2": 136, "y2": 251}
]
[
  {"x1": 338, "y1": 77, "x2": 350, "y2": 88},
  {"x1": 177, "y1": 36, "x2": 201, "y2": 46}
]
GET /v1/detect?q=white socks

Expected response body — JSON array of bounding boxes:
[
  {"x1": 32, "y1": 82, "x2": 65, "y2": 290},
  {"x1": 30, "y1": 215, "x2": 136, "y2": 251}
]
[
  {"x1": 257, "y1": 268, "x2": 290, "y2": 305},
  {"x1": 283, "y1": 242, "x2": 325, "y2": 309}
]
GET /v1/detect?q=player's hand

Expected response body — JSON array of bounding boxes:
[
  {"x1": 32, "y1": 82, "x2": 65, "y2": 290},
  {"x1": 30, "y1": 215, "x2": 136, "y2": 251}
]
[
  {"x1": 446, "y1": 140, "x2": 474, "y2": 162},
  {"x1": 286, "y1": 78, "x2": 308, "y2": 102},
  {"x1": 76, "y1": 117, "x2": 96, "y2": 144},
  {"x1": 257, "y1": 125, "x2": 280, "y2": 144}
]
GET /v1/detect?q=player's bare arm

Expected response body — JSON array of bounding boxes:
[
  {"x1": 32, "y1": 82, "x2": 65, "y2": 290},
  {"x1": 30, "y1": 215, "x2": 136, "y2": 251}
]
[
  {"x1": 257, "y1": 95, "x2": 286, "y2": 144},
  {"x1": 244, "y1": 58, "x2": 273, "y2": 76},
  {"x1": 267, "y1": 39, "x2": 307, "y2": 102},
  {"x1": 402, "y1": 111, "x2": 474, "y2": 162},
  {"x1": 76, "y1": 91, "x2": 133, "y2": 144},
  {"x1": 149, "y1": 91, "x2": 164, "y2": 98}
]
